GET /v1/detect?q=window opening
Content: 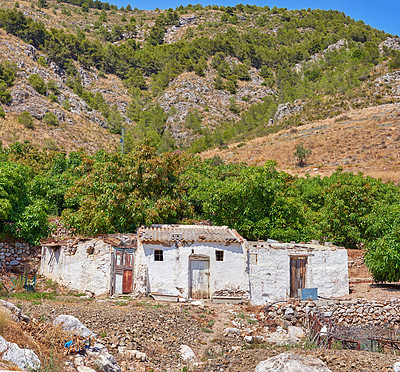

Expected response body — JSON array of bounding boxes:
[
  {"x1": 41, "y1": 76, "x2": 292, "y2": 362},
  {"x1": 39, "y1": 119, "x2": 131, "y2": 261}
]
[
  {"x1": 154, "y1": 249, "x2": 163, "y2": 261},
  {"x1": 216, "y1": 250, "x2": 224, "y2": 261}
]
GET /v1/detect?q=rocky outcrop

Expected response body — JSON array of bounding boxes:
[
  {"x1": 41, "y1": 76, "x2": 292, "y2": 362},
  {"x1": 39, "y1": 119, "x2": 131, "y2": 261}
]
[
  {"x1": 255, "y1": 353, "x2": 332, "y2": 372},
  {"x1": 379, "y1": 37, "x2": 400, "y2": 54},
  {"x1": 274, "y1": 101, "x2": 304, "y2": 121},
  {"x1": 374, "y1": 71, "x2": 400, "y2": 96},
  {"x1": 295, "y1": 39, "x2": 348, "y2": 73},
  {"x1": 158, "y1": 68, "x2": 274, "y2": 145}
]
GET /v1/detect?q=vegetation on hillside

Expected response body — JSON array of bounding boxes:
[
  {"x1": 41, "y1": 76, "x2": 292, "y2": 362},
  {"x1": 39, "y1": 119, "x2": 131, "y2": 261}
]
[
  {"x1": 0, "y1": 142, "x2": 399, "y2": 281},
  {"x1": 0, "y1": 4, "x2": 398, "y2": 152}
]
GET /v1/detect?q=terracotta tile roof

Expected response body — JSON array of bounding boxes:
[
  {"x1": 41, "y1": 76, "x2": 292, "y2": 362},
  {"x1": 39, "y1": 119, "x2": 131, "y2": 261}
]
[{"x1": 138, "y1": 225, "x2": 244, "y2": 244}]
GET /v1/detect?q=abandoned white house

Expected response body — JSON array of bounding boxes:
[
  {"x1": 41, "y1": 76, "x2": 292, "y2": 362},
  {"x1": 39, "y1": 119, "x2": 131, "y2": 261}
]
[{"x1": 40, "y1": 225, "x2": 349, "y2": 304}]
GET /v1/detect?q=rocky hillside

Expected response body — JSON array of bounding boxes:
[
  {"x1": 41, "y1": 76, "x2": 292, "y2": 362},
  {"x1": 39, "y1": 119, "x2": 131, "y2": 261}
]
[{"x1": 0, "y1": 0, "x2": 400, "y2": 155}]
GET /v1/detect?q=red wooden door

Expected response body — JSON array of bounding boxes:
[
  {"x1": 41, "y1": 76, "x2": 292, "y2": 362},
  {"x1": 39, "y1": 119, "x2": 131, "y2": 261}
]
[{"x1": 122, "y1": 270, "x2": 133, "y2": 294}]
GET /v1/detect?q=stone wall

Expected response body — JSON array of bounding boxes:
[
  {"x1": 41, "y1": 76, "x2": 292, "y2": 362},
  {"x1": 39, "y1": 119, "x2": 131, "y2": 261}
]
[
  {"x1": 0, "y1": 242, "x2": 39, "y2": 271},
  {"x1": 265, "y1": 298, "x2": 400, "y2": 327}
]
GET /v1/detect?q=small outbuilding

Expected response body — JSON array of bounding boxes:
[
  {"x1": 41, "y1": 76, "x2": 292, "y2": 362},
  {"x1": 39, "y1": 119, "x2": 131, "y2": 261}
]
[
  {"x1": 137, "y1": 224, "x2": 249, "y2": 300},
  {"x1": 40, "y1": 235, "x2": 137, "y2": 296},
  {"x1": 40, "y1": 225, "x2": 349, "y2": 304},
  {"x1": 248, "y1": 240, "x2": 349, "y2": 305}
]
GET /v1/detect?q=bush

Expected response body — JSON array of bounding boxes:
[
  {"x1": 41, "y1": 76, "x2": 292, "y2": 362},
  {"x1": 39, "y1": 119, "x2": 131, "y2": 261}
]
[
  {"x1": 43, "y1": 112, "x2": 59, "y2": 126},
  {"x1": 0, "y1": 83, "x2": 11, "y2": 104},
  {"x1": 18, "y1": 111, "x2": 34, "y2": 129},
  {"x1": 37, "y1": 56, "x2": 48, "y2": 67},
  {"x1": 28, "y1": 74, "x2": 47, "y2": 95},
  {"x1": 0, "y1": 106, "x2": 4, "y2": 119},
  {"x1": 62, "y1": 100, "x2": 71, "y2": 111}
]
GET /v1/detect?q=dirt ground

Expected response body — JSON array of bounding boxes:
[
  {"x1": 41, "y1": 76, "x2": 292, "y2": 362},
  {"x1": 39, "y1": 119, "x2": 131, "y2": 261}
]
[{"x1": 4, "y1": 248, "x2": 400, "y2": 371}]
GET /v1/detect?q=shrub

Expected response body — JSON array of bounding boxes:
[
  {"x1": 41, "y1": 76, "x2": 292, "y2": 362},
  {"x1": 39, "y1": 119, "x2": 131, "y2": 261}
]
[
  {"x1": 0, "y1": 106, "x2": 5, "y2": 119},
  {"x1": 62, "y1": 100, "x2": 71, "y2": 111},
  {"x1": 28, "y1": 74, "x2": 47, "y2": 95},
  {"x1": 43, "y1": 138, "x2": 58, "y2": 150},
  {"x1": 43, "y1": 112, "x2": 59, "y2": 126},
  {"x1": 37, "y1": 56, "x2": 48, "y2": 67},
  {"x1": 0, "y1": 83, "x2": 11, "y2": 104},
  {"x1": 18, "y1": 111, "x2": 34, "y2": 129}
]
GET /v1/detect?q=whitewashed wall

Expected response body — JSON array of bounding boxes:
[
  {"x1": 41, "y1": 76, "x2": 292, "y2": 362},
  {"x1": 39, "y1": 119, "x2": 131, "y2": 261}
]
[
  {"x1": 249, "y1": 247, "x2": 349, "y2": 305},
  {"x1": 40, "y1": 240, "x2": 112, "y2": 295},
  {"x1": 136, "y1": 242, "x2": 249, "y2": 298}
]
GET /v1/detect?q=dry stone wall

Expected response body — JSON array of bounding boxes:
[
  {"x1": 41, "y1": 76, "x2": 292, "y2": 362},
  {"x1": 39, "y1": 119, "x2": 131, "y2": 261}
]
[
  {"x1": 265, "y1": 298, "x2": 400, "y2": 327},
  {"x1": 0, "y1": 242, "x2": 39, "y2": 270}
]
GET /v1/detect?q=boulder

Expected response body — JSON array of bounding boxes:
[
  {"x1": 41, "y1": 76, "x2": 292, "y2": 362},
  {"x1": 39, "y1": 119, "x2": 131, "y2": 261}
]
[
  {"x1": 394, "y1": 362, "x2": 400, "y2": 372},
  {"x1": 53, "y1": 314, "x2": 96, "y2": 338},
  {"x1": 0, "y1": 300, "x2": 30, "y2": 323},
  {"x1": 180, "y1": 345, "x2": 196, "y2": 361},
  {"x1": 255, "y1": 353, "x2": 332, "y2": 372},
  {"x1": 0, "y1": 336, "x2": 41, "y2": 371},
  {"x1": 85, "y1": 343, "x2": 120, "y2": 372},
  {"x1": 224, "y1": 327, "x2": 240, "y2": 336}
]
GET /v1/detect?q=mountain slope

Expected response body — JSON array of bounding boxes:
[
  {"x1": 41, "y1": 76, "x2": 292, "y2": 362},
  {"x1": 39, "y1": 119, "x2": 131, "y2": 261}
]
[{"x1": 0, "y1": 0, "x2": 400, "y2": 155}]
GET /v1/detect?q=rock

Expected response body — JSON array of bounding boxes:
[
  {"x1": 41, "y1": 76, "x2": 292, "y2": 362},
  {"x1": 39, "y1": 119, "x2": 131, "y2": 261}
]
[
  {"x1": 274, "y1": 101, "x2": 303, "y2": 121},
  {"x1": 0, "y1": 336, "x2": 41, "y2": 371},
  {"x1": 288, "y1": 326, "x2": 305, "y2": 339},
  {"x1": 0, "y1": 299, "x2": 30, "y2": 323},
  {"x1": 393, "y1": 361, "x2": 400, "y2": 372},
  {"x1": 180, "y1": 345, "x2": 196, "y2": 361},
  {"x1": 54, "y1": 315, "x2": 96, "y2": 337},
  {"x1": 255, "y1": 353, "x2": 332, "y2": 372},
  {"x1": 224, "y1": 327, "x2": 240, "y2": 336},
  {"x1": 244, "y1": 335, "x2": 253, "y2": 343},
  {"x1": 118, "y1": 347, "x2": 147, "y2": 361},
  {"x1": 86, "y1": 343, "x2": 120, "y2": 372},
  {"x1": 190, "y1": 300, "x2": 203, "y2": 306},
  {"x1": 77, "y1": 366, "x2": 96, "y2": 372}
]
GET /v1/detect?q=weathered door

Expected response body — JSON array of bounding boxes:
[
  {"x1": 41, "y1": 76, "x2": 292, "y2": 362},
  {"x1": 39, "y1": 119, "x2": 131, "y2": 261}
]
[
  {"x1": 290, "y1": 257, "x2": 307, "y2": 298},
  {"x1": 113, "y1": 249, "x2": 134, "y2": 295},
  {"x1": 190, "y1": 259, "x2": 210, "y2": 299},
  {"x1": 122, "y1": 251, "x2": 134, "y2": 294}
]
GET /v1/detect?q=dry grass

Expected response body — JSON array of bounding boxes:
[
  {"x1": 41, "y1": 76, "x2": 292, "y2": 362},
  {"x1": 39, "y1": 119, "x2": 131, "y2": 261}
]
[{"x1": 202, "y1": 103, "x2": 400, "y2": 183}]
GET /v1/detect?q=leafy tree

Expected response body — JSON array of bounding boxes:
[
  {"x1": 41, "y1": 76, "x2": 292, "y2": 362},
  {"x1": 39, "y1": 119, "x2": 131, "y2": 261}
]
[
  {"x1": 61, "y1": 146, "x2": 194, "y2": 235},
  {"x1": 294, "y1": 143, "x2": 311, "y2": 166}
]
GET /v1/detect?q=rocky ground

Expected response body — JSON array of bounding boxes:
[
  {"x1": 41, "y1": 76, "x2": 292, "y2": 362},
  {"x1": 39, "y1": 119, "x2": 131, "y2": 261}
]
[
  {"x1": 2, "y1": 249, "x2": 400, "y2": 371},
  {"x1": 13, "y1": 295, "x2": 400, "y2": 372}
]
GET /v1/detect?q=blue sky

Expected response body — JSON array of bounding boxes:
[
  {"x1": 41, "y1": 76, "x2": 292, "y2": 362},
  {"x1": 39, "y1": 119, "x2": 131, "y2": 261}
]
[{"x1": 115, "y1": 0, "x2": 399, "y2": 36}]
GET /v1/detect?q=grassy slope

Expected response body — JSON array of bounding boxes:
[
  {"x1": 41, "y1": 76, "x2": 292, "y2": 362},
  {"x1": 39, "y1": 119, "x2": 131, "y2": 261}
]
[{"x1": 202, "y1": 103, "x2": 400, "y2": 183}]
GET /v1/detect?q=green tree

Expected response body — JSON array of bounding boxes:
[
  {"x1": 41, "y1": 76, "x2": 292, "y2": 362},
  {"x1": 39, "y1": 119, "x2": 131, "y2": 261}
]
[
  {"x1": 61, "y1": 146, "x2": 194, "y2": 235},
  {"x1": 294, "y1": 143, "x2": 311, "y2": 167}
]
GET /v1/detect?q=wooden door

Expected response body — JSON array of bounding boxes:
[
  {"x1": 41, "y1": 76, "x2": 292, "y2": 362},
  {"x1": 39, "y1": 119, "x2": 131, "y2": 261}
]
[
  {"x1": 290, "y1": 257, "x2": 307, "y2": 298},
  {"x1": 190, "y1": 259, "x2": 210, "y2": 299},
  {"x1": 122, "y1": 252, "x2": 134, "y2": 294},
  {"x1": 113, "y1": 249, "x2": 134, "y2": 295},
  {"x1": 122, "y1": 270, "x2": 133, "y2": 293}
]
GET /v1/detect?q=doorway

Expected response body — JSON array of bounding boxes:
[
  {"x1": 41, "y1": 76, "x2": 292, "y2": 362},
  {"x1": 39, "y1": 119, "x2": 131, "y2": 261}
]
[
  {"x1": 189, "y1": 256, "x2": 210, "y2": 299},
  {"x1": 290, "y1": 256, "x2": 307, "y2": 298},
  {"x1": 113, "y1": 249, "x2": 134, "y2": 295}
]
